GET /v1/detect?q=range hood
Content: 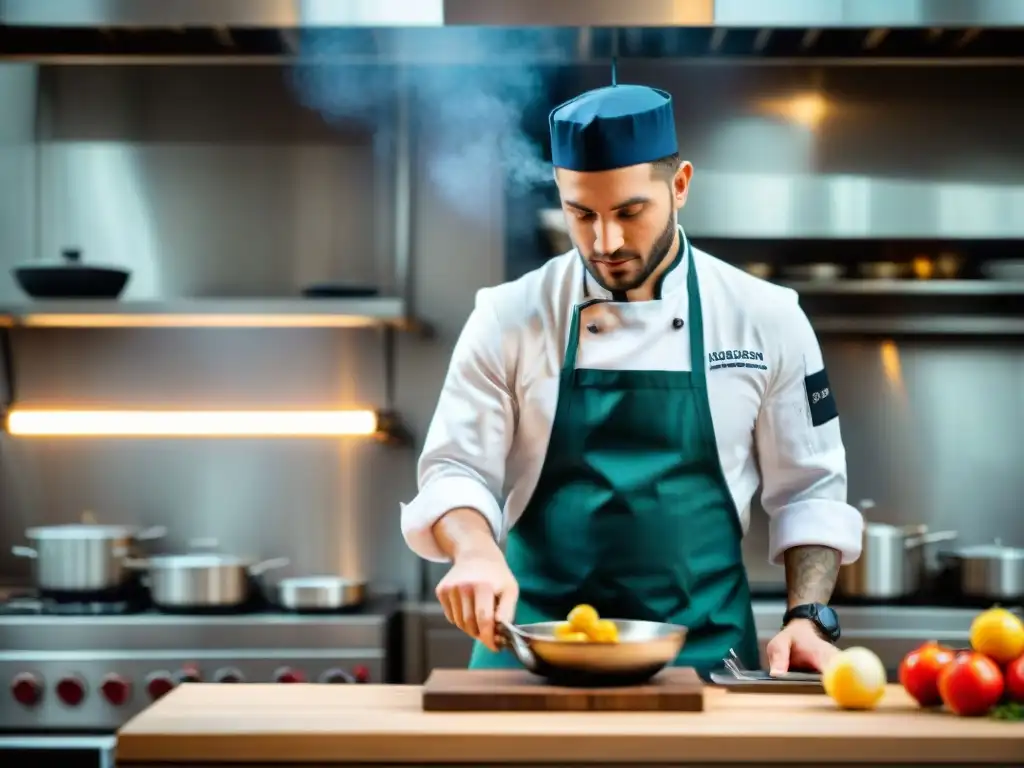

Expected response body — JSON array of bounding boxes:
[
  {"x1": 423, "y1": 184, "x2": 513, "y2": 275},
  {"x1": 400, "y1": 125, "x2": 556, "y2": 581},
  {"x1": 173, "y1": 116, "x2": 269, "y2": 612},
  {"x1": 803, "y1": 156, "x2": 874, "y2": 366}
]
[
  {"x1": 3, "y1": 0, "x2": 1024, "y2": 61},
  {"x1": 4, "y1": 0, "x2": 1024, "y2": 28}
]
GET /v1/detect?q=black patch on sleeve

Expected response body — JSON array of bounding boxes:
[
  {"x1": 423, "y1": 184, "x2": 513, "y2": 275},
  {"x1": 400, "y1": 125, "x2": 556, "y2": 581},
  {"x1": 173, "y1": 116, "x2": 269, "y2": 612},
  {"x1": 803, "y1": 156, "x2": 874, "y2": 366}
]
[{"x1": 804, "y1": 368, "x2": 838, "y2": 427}]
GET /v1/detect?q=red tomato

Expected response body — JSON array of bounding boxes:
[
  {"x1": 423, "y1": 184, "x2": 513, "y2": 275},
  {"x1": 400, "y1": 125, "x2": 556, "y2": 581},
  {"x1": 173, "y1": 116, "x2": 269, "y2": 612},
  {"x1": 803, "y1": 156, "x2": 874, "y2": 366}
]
[
  {"x1": 899, "y1": 641, "x2": 955, "y2": 707},
  {"x1": 1005, "y1": 654, "x2": 1024, "y2": 703},
  {"x1": 937, "y1": 651, "x2": 1005, "y2": 716}
]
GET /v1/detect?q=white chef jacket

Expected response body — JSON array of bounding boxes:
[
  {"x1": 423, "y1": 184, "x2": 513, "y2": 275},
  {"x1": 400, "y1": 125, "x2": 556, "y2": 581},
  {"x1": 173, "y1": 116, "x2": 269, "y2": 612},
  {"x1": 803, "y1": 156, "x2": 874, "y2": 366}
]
[{"x1": 401, "y1": 232, "x2": 864, "y2": 567}]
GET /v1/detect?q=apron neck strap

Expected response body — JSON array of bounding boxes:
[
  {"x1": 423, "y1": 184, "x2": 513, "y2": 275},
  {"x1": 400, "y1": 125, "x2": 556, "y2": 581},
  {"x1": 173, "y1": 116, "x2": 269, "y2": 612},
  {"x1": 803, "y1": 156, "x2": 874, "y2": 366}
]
[
  {"x1": 564, "y1": 241, "x2": 703, "y2": 379},
  {"x1": 684, "y1": 241, "x2": 707, "y2": 388},
  {"x1": 563, "y1": 298, "x2": 599, "y2": 373}
]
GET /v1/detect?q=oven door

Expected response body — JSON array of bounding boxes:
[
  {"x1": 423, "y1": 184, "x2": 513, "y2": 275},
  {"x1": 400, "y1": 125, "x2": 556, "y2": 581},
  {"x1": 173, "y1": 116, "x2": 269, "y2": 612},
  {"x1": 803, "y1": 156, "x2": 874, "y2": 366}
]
[{"x1": 0, "y1": 734, "x2": 116, "y2": 768}]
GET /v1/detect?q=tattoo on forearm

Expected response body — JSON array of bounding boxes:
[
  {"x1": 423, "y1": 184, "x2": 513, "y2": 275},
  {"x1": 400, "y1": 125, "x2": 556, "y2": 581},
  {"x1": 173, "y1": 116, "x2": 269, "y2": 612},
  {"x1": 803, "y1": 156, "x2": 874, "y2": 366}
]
[{"x1": 784, "y1": 545, "x2": 841, "y2": 607}]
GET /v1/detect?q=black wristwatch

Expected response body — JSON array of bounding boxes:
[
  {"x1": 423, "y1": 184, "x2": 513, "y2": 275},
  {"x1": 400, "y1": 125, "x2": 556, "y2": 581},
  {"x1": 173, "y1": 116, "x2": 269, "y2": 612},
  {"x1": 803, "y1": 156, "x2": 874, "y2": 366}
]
[{"x1": 782, "y1": 602, "x2": 841, "y2": 643}]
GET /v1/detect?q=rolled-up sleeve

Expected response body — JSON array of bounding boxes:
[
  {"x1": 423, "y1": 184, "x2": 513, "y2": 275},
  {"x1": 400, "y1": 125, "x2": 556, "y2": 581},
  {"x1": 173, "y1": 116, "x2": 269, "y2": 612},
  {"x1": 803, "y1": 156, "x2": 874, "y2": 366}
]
[
  {"x1": 400, "y1": 291, "x2": 516, "y2": 562},
  {"x1": 755, "y1": 294, "x2": 864, "y2": 566}
]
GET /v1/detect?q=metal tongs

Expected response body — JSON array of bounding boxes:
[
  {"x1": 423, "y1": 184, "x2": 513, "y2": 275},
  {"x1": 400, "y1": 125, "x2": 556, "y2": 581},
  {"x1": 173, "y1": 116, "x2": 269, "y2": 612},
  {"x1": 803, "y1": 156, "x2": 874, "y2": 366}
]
[{"x1": 719, "y1": 648, "x2": 822, "y2": 682}]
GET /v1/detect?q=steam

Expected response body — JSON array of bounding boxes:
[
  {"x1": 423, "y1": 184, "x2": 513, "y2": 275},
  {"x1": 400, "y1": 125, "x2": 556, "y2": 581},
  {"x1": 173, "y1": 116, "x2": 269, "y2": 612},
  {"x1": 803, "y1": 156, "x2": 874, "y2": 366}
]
[{"x1": 288, "y1": 28, "x2": 559, "y2": 219}]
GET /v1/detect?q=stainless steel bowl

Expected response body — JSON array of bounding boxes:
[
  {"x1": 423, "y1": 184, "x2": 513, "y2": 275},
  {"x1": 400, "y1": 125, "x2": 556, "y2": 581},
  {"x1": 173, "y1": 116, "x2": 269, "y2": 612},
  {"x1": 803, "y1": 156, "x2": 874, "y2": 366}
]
[
  {"x1": 274, "y1": 576, "x2": 366, "y2": 612},
  {"x1": 497, "y1": 619, "x2": 687, "y2": 687}
]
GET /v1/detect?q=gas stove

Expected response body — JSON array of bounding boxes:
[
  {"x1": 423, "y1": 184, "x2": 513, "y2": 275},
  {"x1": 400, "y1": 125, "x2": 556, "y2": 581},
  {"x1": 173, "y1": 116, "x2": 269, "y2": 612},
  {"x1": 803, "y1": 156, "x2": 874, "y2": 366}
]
[{"x1": 0, "y1": 590, "x2": 400, "y2": 733}]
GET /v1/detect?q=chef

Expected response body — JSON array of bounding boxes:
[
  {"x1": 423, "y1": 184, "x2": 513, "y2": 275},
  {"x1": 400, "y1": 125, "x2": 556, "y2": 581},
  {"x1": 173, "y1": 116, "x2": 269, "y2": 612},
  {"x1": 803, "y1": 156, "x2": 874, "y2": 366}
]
[{"x1": 401, "y1": 83, "x2": 864, "y2": 677}]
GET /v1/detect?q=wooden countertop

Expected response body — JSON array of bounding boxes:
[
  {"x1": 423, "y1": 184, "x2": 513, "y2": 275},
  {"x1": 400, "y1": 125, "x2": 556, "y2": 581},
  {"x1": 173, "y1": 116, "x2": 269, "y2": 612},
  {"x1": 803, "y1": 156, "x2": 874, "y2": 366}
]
[{"x1": 116, "y1": 683, "x2": 1022, "y2": 765}]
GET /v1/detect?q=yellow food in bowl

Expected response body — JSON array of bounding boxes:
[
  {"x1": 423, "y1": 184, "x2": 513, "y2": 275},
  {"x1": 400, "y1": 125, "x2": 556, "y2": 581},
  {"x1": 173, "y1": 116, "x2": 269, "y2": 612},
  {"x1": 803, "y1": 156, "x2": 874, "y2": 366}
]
[
  {"x1": 563, "y1": 631, "x2": 592, "y2": 642},
  {"x1": 553, "y1": 622, "x2": 578, "y2": 639},
  {"x1": 567, "y1": 604, "x2": 599, "y2": 633},
  {"x1": 553, "y1": 605, "x2": 620, "y2": 643},
  {"x1": 590, "y1": 618, "x2": 619, "y2": 643}
]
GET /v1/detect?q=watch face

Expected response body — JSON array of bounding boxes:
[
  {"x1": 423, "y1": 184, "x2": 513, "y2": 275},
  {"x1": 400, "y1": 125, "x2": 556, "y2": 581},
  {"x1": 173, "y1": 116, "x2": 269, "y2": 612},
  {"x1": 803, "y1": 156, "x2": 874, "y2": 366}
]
[{"x1": 816, "y1": 604, "x2": 840, "y2": 634}]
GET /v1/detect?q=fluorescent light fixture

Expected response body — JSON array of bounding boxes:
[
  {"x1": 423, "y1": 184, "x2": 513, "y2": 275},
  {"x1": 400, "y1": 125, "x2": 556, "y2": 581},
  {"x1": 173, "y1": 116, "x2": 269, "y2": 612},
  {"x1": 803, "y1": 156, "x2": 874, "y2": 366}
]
[
  {"x1": 5, "y1": 409, "x2": 379, "y2": 437},
  {"x1": 18, "y1": 314, "x2": 387, "y2": 329}
]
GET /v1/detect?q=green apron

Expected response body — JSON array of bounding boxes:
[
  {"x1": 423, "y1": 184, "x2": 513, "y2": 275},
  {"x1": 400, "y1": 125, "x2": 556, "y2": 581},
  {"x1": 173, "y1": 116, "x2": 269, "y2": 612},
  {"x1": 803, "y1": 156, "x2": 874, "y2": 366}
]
[{"x1": 469, "y1": 241, "x2": 760, "y2": 677}]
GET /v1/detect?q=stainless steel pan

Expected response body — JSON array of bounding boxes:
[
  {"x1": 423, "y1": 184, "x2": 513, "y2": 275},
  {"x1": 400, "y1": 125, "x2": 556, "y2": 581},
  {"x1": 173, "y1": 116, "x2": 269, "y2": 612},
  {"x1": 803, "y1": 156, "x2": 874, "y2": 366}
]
[
  {"x1": 496, "y1": 619, "x2": 687, "y2": 687},
  {"x1": 127, "y1": 551, "x2": 288, "y2": 610},
  {"x1": 273, "y1": 576, "x2": 366, "y2": 612},
  {"x1": 938, "y1": 540, "x2": 1024, "y2": 601}
]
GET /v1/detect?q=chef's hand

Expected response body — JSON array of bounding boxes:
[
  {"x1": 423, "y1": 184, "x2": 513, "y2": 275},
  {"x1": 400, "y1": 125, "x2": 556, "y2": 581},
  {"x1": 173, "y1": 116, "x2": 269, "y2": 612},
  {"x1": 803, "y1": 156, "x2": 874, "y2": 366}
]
[
  {"x1": 766, "y1": 619, "x2": 839, "y2": 675},
  {"x1": 435, "y1": 543, "x2": 519, "y2": 652}
]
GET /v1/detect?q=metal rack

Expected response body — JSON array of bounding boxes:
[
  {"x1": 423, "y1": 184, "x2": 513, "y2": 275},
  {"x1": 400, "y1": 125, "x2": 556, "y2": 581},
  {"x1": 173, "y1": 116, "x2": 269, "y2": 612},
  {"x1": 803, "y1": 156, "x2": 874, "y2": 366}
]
[
  {"x1": 780, "y1": 279, "x2": 1024, "y2": 297},
  {"x1": 780, "y1": 279, "x2": 1024, "y2": 337},
  {"x1": 0, "y1": 82, "x2": 427, "y2": 446}
]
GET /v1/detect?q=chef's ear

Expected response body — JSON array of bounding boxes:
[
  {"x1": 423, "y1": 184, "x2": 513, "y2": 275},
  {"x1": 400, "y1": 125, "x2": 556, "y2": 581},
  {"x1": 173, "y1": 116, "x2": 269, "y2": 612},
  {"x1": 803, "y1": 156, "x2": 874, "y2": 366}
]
[{"x1": 672, "y1": 161, "x2": 694, "y2": 211}]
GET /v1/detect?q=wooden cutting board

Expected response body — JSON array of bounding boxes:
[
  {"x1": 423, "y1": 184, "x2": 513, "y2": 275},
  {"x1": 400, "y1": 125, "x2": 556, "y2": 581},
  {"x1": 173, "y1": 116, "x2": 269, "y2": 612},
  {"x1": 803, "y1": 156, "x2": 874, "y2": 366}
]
[{"x1": 422, "y1": 667, "x2": 704, "y2": 712}]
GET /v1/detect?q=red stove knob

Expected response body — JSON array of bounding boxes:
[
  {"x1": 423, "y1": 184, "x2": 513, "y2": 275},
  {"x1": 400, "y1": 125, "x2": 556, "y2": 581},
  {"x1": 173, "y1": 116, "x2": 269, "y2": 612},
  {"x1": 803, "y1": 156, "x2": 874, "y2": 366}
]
[
  {"x1": 11, "y1": 673, "x2": 43, "y2": 707},
  {"x1": 318, "y1": 668, "x2": 353, "y2": 684},
  {"x1": 352, "y1": 665, "x2": 370, "y2": 683},
  {"x1": 100, "y1": 674, "x2": 132, "y2": 706},
  {"x1": 214, "y1": 668, "x2": 245, "y2": 683},
  {"x1": 274, "y1": 667, "x2": 306, "y2": 684},
  {"x1": 145, "y1": 672, "x2": 175, "y2": 701},
  {"x1": 56, "y1": 675, "x2": 87, "y2": 707}
]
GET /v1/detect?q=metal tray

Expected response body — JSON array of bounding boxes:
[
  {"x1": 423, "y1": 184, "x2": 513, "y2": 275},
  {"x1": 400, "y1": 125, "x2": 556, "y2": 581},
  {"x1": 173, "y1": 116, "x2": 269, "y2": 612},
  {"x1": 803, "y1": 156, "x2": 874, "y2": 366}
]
[{"x1": 709, "y1": 669, "x2": 824, "y2": 694}]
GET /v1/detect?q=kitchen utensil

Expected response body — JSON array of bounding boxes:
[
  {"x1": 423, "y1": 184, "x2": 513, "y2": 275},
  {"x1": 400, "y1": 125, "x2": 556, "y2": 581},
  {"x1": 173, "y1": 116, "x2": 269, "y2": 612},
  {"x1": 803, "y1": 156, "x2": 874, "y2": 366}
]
[
  {"x1": 273, "y1": 576, "x2": 366, "y2": 612},
  {"x1": 710, "y1": 649, "x2": 823, "y2": 692},
  {"x1": 495, "y1": 619, "x2": 687, "y2": 687},
  {"x1": 938, "y1": 539, "x2": 1024, "y2": 601},
  {"x1": 708, "y1": 670, "x2": 824, "y2": 693},
  {"x1": 722, "y1": 648, "x2": 821, "y2": 682},
  {"x1": 421, "y1": 667, "x2": 704, "y2": 712},
  {"x1": 11, "y1": 523, "x2": 167, "y2": 593},
  {"x1": 712, "y1": 651, "x2": 823, "y2": 696},
  {"x1": 127, "y1": 547, "x2": 289, "y2": 610},
  {"x1": 13, "y1": 248, "x2": 131, "y2": 299},
  {"x1": 835, "y1": 500, "x2": 958, "y2": 600}
]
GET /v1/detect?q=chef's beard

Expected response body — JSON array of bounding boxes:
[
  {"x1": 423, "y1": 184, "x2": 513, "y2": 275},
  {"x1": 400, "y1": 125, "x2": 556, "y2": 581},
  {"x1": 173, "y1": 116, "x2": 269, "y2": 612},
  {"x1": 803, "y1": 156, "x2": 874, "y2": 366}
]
[{"x1": 580, "y1": 214, "x2": 678, "y2": 295}]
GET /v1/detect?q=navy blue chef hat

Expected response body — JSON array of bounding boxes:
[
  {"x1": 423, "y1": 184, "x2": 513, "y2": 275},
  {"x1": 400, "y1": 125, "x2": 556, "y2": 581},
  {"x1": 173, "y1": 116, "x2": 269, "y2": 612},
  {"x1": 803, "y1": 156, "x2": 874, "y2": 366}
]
[{"x1": 549, "y1": 84, "x2": 678, "y2": 172}]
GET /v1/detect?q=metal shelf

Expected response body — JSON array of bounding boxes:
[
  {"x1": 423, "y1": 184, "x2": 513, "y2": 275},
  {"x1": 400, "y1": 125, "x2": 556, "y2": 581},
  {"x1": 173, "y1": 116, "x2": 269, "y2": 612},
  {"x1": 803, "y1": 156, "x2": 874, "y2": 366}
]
[
  {"x1": 781, "y1": 279, "x2": 1024, "y2": 296},
  {"x1": 809, "y1": 315, "x2": 1024, "y2": 336},
  {"x1": 0, "y1": 298, "x2": 432, "y2": 334},
  {"x1": 0, "y1": 71, "x2": 423, "y2": 448}
]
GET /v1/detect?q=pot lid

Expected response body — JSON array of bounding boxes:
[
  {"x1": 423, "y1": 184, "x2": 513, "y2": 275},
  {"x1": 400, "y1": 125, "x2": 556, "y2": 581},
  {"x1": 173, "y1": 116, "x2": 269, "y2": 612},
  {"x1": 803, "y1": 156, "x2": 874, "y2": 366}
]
[
  {"x1": 26, "y1": 523, "x2": 138, "y2": 539},
  {"x1": 16, "y1": 248, "x2": 126, "y2": 272}
]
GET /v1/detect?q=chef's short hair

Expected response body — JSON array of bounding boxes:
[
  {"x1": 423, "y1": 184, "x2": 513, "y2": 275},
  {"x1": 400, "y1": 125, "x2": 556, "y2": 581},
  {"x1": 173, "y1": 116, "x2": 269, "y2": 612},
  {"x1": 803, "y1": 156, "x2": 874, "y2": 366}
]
[
  {"x1": 552, "y1": 152, "x2": 681, "y2": 181},
  {"x1": 650, "y1": 153, "x2": 681, "y2": 181}
]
